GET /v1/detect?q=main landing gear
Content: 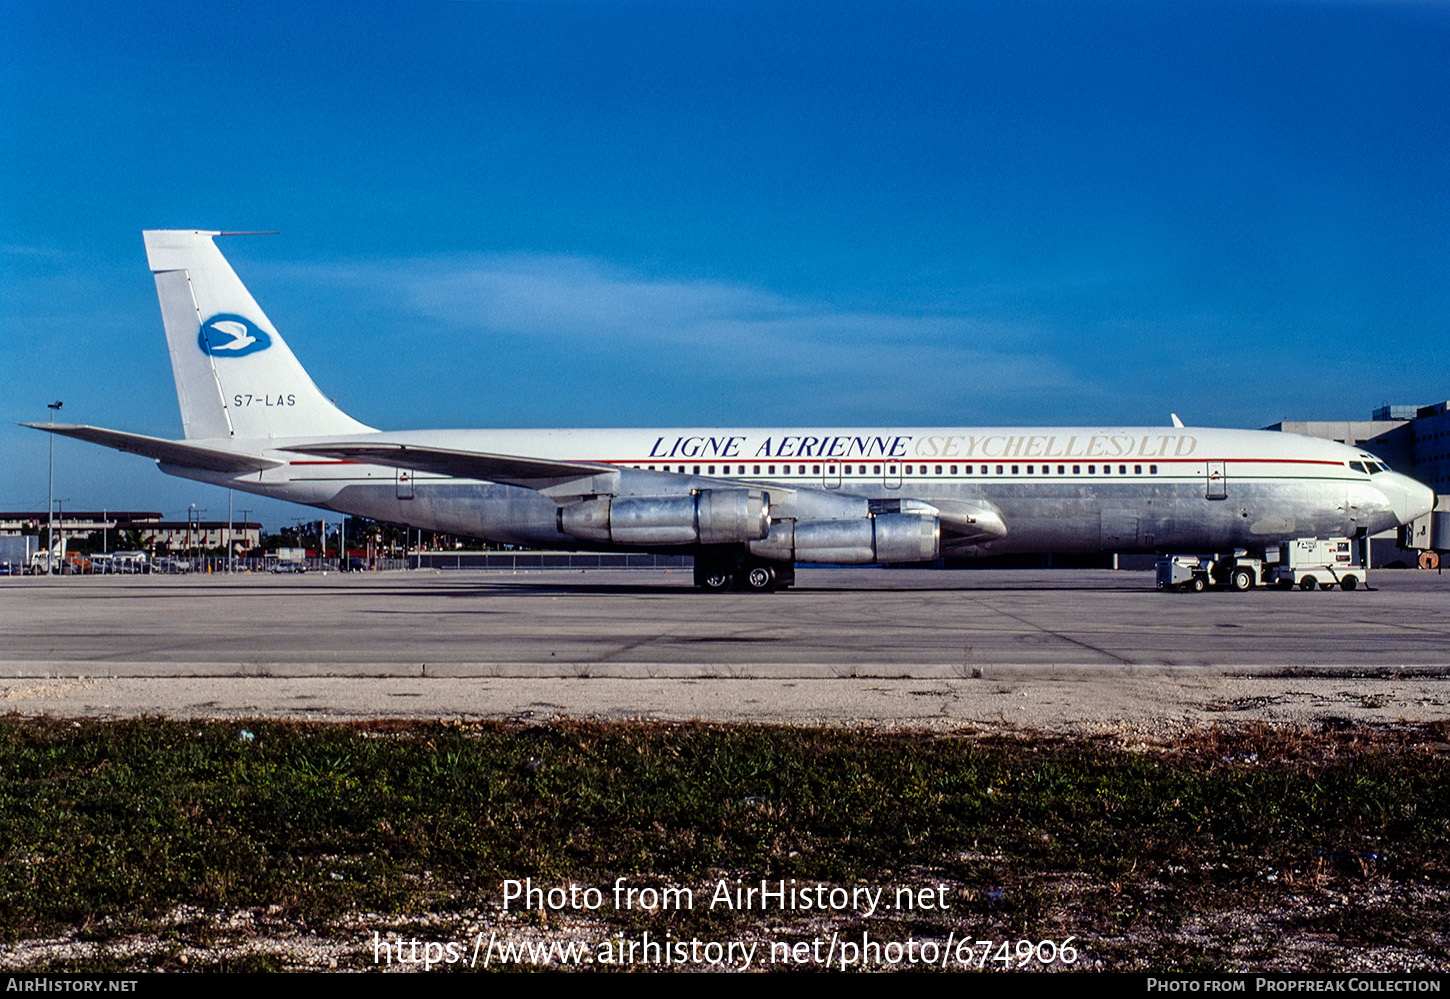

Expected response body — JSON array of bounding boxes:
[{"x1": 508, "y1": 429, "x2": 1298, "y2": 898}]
[{"x1": 693, "y1": 553, "x2": 795, "y2": 592}]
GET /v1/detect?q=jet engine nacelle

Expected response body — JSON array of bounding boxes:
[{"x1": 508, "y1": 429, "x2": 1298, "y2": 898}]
[
  {"x1": 559, "y1": 488, "x2": 770, "y2": 546},
  {"x1": 749, "y1": 512, "x2": 940, "y2": 564}
]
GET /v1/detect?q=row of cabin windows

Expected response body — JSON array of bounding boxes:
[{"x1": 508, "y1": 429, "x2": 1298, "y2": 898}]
[{"x1": 632, "y1": 463, "x2": 1162, "y2": 476}]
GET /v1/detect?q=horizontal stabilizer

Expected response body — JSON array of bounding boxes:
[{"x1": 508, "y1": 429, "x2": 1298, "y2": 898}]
[
  {"x1": 283, "y1": 441, "x2": 611, "y2": 487},
  {"x1": 22, "y1": 423, "x2": 282, "y2": 473}
]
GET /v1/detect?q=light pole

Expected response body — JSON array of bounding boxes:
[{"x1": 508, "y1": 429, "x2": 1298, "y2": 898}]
[
  {"x1": 239, "y1": 509, "x2": 251, "y2": 569},
  {"x1": 187, "y1": 504, "x2": 206, "y2": 568},
  {"x1": 46, "y1": 401, "x2": 63, "y2": 574}
]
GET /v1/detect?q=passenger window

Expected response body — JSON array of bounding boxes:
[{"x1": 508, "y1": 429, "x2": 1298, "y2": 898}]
[
  {"x1": 1072, "y1": 465, "x2": 1080, "y2": 474},
  {"x1": 1134, "y1": 464, "x2": 1142, "y2": 474},
  {"x1": 768, "y1": 465, "x2": 776, "y2": 475},
  {"x1": 1150, "y1": 465, "x2": 1157, "y2": 474},
  {"x1": 1011, "y1": 465, "x2": 1019, "y2": 474},
  {"x1": 935, "y1": 464, "x2": 942, "y2": 474},
  {"x1": 950, "y1": 465, "x2": 958, "y2": 475},
  {"x1": 995, "y1": 465, "x2": 1003, "y2": 475},
  {"x1": 1027, "y1": 465, "x2": 1034, "y2": 474},
  {"x1": 1057, "y1": 465, "x2": 1065, "y2": 474},
  {"x1": 1088, "y1": 465, "x2": 1096, "y2": 474},
  {"x1": 1103, "y1": 465, "x2": 1110, "y2": 474},
  {"x1": 812, "y1": 465, "x2": 820, "y2": 474},
  {"x1": 753, "y1": 465, "x2": 760, "y2": 474},
  {"x1": 708, "y1": 465, "x2": 715, "y2": 475}
]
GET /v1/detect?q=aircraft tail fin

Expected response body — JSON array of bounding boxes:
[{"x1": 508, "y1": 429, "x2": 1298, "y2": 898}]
[{"x1": 143, "y1": 230, "x2": 375, "y2": 441}]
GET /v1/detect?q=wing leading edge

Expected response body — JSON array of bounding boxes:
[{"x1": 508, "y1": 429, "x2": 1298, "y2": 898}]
[
  {"x1": 281, "y1": 441, "x2": 613, "y2": 489},
  {"x1": 23, "y1": 423, "x2": 283, "y2": 473}
]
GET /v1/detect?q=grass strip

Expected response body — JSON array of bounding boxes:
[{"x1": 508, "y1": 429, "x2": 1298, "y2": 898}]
[{"x1": 2, "y1": 717, "x2": 1447, "y2": 969}]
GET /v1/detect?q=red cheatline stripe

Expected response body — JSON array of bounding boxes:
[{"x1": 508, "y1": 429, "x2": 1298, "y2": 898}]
[
  {"x1": 579, "y1": 456, "x2": 1346, "y2": 467},
  {"x1": 287, "y1": 455, "x2": 1347, "y2": 470}
]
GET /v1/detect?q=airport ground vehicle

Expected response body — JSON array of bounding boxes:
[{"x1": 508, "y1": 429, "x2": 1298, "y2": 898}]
[
  {"x1": 25, "y1": 231, "x2": 1437, "y2": 592},
  {"x1": 0, "y1": 536, "x2": 37, "y2": 575},
  {"x1": 1156, "y1": 536, "x2": 1363, "y2": 592},
  {"x1": 107, "y1": 552, "x2": 150, "y2": 573},
  {"x1": 1156, "y1": 551, "x2": 1267, "y2": 592},
  {"x1": 1270, "y1": 537, "x2": 1362, "y2": 590}
]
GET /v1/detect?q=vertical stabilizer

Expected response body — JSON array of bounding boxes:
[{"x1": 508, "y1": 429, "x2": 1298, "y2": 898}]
[{"x1": 143, "y1": 230, "x2": 375, "y2": 440}]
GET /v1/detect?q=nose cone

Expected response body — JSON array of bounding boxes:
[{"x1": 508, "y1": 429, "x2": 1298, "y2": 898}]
[{"x1": 1379, "y1": 472, "x2": 1436, "y2": 526}]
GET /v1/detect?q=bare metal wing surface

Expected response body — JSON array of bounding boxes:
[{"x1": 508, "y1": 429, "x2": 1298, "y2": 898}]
[
  {"x1": 279, "y1": 441, "x2": 611, "y2": 489},
  {"x1": 284, "y1": 439, "x2": 1011, "y2": 542}
]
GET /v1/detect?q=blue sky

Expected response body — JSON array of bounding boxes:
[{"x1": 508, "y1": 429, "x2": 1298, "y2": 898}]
[{"x1": 2, "y1": 0, "x2": 1447, "y2": 527}]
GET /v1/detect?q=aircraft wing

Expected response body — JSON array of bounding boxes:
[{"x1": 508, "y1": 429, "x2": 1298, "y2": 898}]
[
  {"x1": 287, "y1": 441, "x2": 1008, "y2": 540},
  {"x1": 22, "y1": 423, "x2": 283, "y2": 473},
  {"x1": 282, "y1": 442, "x2": 614, "y2": 488}
]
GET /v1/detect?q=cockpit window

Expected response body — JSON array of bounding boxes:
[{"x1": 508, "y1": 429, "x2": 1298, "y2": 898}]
[{"x1": 1349, "y1": 461, "x2": 1367, "y2": 474}]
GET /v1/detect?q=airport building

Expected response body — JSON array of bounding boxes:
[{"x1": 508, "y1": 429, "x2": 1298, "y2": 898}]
[
  {"x1": 1266, "y1": 401, "x2": 1450, "y2": 566},
  {"x1": 1265, "y1": 399, "x2": 1450, "y2": 492},
  {"x1": 0, "y1": 511, "x2": 261, "y2": 553}
]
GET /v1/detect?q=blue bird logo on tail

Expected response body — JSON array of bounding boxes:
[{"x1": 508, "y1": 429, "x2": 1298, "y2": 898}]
[{"x1": 198, "y1": 314, "x2": 272, "y2": 357}]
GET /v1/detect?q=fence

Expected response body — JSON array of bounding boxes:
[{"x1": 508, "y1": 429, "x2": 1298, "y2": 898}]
[{"x1": 40, "y1": 552, "x2": 689, "y2": 575}]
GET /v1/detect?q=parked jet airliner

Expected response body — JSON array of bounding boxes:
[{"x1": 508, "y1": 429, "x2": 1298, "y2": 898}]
[{"x1": 27, "y1": 231, "x2": 1435, "y2": 591}]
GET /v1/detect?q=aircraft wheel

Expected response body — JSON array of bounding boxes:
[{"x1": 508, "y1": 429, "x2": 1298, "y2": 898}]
[
  {"x1": 743, "y1": 564, "x2": 777, "y2": 592},
  {"x1": 695, "y1": 558, "x2": 736, "y2": 592},
  {"x1": 1299, "y1": 577, "x2": 1316, "y2": 591},
  {"x1": 1341, "y1": 576, "x2": 1358, "y2": 591},
  {"x1": 1420, "y1": 551, "x2": 1440, "y2": 570},
  {"x1": 699, "y1": 569, "x2": 734, "y2": 592},
  {"x1": 1230, "y1": 568, "x2": 1254, "y2": 592},
  {"x1": 1189, "y1": 575, "x2": 1207, "y2": 593}
]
